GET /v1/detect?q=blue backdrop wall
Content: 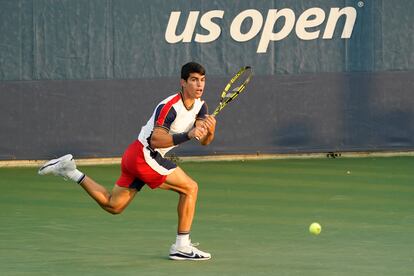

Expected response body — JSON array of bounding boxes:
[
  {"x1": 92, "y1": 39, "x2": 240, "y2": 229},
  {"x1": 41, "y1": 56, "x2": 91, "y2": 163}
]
[{"x1": 1, "y1": 0, "x2": 413, "y2": 159}]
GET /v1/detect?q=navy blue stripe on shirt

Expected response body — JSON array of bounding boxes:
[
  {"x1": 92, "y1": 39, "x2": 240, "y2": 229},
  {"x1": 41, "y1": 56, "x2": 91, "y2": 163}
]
[
  {"x1": 154, "y1": 103, "x2": 177, "y2": 130},
  {"x1": 196, "y1": 102, "x2": 208, "y2": 119},
  {"x1": 146, "y1": 146, "x2": 177, "y2": 170}
]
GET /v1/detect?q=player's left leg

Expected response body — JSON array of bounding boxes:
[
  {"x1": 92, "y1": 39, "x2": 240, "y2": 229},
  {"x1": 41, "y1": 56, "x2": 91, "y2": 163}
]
[
  {"x1": 159, "y1": 167, "x2": 211, "y2": 261},
  {"x1": 159, "y1": 167, "x2": 198, "y2": 233}
]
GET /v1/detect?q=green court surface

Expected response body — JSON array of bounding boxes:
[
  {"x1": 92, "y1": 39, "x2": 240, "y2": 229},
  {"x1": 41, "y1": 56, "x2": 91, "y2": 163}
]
[{"x1": 1, "y1": 157, "x2": 414, "y2": 275}]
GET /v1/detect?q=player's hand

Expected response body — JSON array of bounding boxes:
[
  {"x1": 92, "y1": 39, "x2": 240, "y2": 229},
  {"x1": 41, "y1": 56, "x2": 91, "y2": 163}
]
[
  {"x1": 202, "y1": 115, "x2": 216, "y2": 134},
  {"x1": 188, "y1": 125, "x2": 208, "y2": 140}
]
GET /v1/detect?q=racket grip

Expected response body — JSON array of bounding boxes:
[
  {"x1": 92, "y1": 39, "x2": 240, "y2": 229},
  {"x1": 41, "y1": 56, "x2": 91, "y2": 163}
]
[{"x1": 195, "y1": 137, "x2": 200, "y2": 141}]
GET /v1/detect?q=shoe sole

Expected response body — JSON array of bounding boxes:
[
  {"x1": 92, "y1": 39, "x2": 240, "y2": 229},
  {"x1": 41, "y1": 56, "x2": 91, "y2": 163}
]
[{"x1": 169, "y1": 255, "x2": 211, "y2": 261}]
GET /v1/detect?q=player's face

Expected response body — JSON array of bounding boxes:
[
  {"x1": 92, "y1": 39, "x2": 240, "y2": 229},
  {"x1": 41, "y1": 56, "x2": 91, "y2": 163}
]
[{"x1": 181, "y1": 73, "x2": 205, "y2": 99}]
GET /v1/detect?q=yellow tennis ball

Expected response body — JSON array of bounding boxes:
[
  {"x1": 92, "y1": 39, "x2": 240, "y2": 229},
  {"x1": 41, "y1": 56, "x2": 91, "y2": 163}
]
[{"x1": 309, "y1": 222, "x2": 322, "y2": 235}]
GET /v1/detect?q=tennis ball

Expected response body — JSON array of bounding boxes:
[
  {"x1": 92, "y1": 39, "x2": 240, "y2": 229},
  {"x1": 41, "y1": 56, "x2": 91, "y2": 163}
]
[{"x1": 309, "y1": 222, "x2": 322, "y2": 235}]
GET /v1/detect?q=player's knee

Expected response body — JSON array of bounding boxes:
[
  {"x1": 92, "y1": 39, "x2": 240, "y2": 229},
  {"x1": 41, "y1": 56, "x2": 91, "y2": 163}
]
[
  {"x1": 103, "y1": 204, "x2": 125, "y2": 215},
  {"x1": 110, "y1": 208, "x2": 123, "y2": 215},
  {"x1": 185, "y1": 180, "x2": 198, "y2": 197}
]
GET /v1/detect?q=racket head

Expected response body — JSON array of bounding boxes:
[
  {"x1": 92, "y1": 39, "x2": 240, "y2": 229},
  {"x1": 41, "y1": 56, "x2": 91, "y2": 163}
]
[{"x1": 213, "y1": 66, "x2": 252, "y2": 116}]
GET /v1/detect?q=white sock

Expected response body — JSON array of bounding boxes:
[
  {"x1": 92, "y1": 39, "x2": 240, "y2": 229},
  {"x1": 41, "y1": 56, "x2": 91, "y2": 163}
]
[
  {"x1": 66, "y1": 169, "x2": 85, "y2": 184},
  {"x1": 175, "y1": 233, "x2": 190, "y2": 247}
]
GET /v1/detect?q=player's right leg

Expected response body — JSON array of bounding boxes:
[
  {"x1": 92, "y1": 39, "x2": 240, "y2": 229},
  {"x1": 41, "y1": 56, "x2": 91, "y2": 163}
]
[
  {"x1": 38, "y1": 154, "x2": 84, "y2": 183},
  {"x1": 38, "y1": 154, "x2": 137, "y2": 214},
  {"x1": 80, "y1": 177, "x2": 137, "y2": 214}
]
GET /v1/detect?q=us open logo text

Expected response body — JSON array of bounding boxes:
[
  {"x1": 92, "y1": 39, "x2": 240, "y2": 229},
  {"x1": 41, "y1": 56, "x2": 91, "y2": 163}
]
[{"x1": 165, "y1": 7, "x2": 358, "y2": 53}]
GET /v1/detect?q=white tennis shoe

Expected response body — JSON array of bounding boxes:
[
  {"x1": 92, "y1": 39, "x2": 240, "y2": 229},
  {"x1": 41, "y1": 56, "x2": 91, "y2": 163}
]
[
  {"x1": 169, "y1": 242, "x2": 211, "y2": 261},
  {"x1": 38, "y1": 154, "x2": 84, "y2": 183}
]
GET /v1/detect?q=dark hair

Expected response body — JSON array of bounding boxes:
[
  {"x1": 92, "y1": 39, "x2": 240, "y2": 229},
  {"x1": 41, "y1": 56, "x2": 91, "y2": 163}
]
[{"x1": 181, "y1": 62, "x2": 206, "y2": 81}]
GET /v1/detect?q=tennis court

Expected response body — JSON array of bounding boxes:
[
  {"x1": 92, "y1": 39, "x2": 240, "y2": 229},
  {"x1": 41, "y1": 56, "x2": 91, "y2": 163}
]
[{"x1": 1, "y1": 156, "x2": 413, "y2": 275}]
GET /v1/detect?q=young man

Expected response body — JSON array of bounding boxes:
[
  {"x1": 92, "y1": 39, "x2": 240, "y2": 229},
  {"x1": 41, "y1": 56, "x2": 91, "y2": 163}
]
[{"x1": 38, "y1": 62, "x2": 216, "y2": 261}]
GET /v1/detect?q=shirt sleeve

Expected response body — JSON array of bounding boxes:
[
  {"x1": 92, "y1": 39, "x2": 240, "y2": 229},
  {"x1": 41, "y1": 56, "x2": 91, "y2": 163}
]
[
  {"x1": 154, "y1": 104, "x2": 177, "y2": 130},
  {"x1": 196, "y1": 102, "x2": 208, "y2": 120}
]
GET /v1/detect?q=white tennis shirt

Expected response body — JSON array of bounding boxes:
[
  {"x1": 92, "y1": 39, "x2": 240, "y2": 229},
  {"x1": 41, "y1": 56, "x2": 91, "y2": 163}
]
[{"x1": 138, "y1": 92, "x2": 208, "y2": 157}]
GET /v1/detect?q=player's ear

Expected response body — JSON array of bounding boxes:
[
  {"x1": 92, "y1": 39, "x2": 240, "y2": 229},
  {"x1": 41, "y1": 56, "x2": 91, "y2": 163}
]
[{"x1": 180, "y1": 78, "x2": 186, "y2": 89}]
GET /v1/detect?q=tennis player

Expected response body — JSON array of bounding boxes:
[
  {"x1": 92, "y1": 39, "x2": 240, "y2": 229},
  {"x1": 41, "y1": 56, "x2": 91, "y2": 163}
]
[{"x1": 39, "y1": 62, "x2": 216, "y2": 261}]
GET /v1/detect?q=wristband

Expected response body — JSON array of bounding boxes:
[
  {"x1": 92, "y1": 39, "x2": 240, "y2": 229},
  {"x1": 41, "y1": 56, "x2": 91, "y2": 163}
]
[{"x1": 172, "y1": 132, "x2": 190, "y2": 145}]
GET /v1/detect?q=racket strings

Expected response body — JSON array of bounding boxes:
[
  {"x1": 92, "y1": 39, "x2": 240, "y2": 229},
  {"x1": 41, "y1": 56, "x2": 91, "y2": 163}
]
[{"x1": 213, "y1": 66, "x2": 252, "y2": 116}]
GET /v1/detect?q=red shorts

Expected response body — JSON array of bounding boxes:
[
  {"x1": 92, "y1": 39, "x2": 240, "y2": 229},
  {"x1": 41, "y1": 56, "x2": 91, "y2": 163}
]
[{"x1": 116, "y1": 140, "x2": 177, "y2": 190}]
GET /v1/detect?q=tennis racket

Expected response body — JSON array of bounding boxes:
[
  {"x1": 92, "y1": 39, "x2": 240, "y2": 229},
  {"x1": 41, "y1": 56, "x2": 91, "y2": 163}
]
[
  {"x1": 195, "y1": 66, "x2": 252, "y2": 140},
  {"x1": 212, "y1": 66, "x2": 253, "y2": 116}
]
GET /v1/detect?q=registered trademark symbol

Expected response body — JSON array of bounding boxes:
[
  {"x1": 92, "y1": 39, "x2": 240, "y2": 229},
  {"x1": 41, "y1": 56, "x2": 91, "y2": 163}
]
[{"x1": 358, "y1": 1, "x2": 364, "y2": 7}]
